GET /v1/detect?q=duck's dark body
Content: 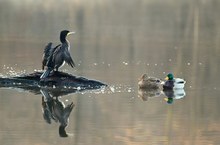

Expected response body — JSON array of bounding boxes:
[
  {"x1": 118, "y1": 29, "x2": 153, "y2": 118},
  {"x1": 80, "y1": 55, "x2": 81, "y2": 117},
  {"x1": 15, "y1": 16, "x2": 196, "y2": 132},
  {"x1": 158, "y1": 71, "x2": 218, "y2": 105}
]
[{"x1": 163, "y1": 80, "x2": 174, "y2": 90}]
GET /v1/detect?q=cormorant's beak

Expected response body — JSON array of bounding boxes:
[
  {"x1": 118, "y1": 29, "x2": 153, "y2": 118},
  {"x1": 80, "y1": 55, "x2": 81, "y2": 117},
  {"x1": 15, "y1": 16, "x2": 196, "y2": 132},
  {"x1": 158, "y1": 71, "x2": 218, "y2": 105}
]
[
  {"x1": 67, "y1": 32, "x2": 75, "y2": 35},
  {"x1": 165, "y1": 77, "x2": 169, "y2": 80}
]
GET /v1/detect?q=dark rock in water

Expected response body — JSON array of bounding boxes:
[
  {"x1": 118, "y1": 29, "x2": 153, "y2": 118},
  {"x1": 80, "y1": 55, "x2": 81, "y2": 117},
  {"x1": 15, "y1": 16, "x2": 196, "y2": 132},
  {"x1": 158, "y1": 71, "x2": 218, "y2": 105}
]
[{"x1": 0, "y1": 71, "x2": 107, "y2": 95}]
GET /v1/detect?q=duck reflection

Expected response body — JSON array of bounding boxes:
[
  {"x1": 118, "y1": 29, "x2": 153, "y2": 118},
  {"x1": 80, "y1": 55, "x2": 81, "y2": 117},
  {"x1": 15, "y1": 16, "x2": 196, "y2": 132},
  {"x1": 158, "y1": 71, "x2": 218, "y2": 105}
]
[
  {"x1": 40, "y1": 89, "x2": 74, "y2": 137},
  {"x1": 163, "y1": 89, "x2": 186, "y2": 104},
  {"x1": 138, "y1": 88, "x2": 185, "y2": 103},
  {"x1": 138, "y1": 88, "x2": 161, "y2": 101}
]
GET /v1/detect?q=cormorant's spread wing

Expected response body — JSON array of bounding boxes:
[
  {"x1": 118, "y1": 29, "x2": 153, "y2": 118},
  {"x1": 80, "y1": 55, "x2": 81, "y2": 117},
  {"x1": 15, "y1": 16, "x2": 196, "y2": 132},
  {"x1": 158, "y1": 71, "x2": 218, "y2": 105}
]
[
  {"x1": 46, "y1": 44, "x2": 61, "y2": 68},
  {"x1": 63, "y1": 102, "x2": 74, "y2": 119},
  {"x1": 63, "y1": 50, "x2": 75, "y2": 68},
  {"x1": 42, "y1": 42, "x2": 53, "y2": 70}
]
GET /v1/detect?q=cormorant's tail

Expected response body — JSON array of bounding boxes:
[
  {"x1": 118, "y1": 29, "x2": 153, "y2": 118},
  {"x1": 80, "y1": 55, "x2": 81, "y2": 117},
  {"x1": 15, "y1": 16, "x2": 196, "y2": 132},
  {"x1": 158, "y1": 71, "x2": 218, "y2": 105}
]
[{"x1": 40, "y1": 68, "x2": 52, "y2": 79}]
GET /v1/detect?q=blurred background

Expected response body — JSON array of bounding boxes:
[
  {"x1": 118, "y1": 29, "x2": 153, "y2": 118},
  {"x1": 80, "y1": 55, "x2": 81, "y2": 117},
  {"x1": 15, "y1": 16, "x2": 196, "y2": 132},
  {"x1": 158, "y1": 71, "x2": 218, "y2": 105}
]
[{"x1": 0, "y1": 0, "x2": 220, "y2": 145}]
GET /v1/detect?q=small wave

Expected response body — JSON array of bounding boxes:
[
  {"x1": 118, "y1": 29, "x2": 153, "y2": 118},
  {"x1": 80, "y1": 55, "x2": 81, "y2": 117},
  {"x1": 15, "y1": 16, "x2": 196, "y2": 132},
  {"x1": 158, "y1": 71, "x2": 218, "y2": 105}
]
[
  {"x1": 98, "y1": 84, "x2": 135, "y2": 94},
  {"x1": 1, "y1": 65, "x2": 26, "y2": 77}
]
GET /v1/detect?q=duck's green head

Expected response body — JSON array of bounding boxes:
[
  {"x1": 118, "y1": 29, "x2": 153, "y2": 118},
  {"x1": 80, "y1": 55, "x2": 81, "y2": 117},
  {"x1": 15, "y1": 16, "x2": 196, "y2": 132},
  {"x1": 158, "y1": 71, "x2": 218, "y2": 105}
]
[{"x1": 165, "y1": 73, "x2": 174, "y2": 80}]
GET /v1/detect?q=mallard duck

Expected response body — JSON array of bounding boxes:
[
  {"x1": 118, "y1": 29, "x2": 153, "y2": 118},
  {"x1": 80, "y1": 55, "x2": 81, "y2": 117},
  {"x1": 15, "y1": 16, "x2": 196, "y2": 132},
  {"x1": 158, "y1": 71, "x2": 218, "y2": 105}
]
[
  {"x1": 138, "y1": 74, "x2": 162, "y2": 89},
  {"x1": 163, "y1": 73, "x2": 186, "y2": 90}
]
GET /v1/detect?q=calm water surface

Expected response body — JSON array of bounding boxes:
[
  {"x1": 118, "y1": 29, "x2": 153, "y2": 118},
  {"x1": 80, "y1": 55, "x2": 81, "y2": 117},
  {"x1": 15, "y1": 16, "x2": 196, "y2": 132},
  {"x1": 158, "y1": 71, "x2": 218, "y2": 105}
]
[{"x1": 0, "y1": 0, "x2": 220, "y2": 145}]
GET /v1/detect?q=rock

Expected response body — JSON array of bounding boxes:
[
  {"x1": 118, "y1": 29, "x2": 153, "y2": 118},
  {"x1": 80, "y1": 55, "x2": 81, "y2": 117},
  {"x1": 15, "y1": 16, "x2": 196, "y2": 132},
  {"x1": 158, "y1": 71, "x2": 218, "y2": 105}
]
[{"x1": 0, "y1": 71, "x2": 107, "y2": 95}]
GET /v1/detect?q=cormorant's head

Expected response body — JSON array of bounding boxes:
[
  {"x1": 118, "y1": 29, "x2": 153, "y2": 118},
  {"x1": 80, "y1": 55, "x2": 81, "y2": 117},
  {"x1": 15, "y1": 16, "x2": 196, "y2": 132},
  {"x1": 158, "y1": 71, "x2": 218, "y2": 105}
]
[
  {"x1": 165, "y1": 73, "x2": 174, "y2": 81},
  {"x1": 60, "y1": 30, "x2": 75, "y2": 43}
]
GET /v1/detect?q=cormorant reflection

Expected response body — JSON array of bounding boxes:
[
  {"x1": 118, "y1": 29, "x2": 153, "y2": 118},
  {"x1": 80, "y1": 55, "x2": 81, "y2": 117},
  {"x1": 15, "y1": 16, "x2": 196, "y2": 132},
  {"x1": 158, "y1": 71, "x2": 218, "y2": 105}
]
[{"x1": 40, "y1": 89, "x2": 74, "y2": 137}]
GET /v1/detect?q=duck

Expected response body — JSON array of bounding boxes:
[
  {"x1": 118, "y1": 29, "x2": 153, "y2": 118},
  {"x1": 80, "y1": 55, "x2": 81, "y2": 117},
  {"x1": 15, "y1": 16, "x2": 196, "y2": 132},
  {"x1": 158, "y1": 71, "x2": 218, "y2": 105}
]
[
  {"x1": 138, "y1": 74, "x2": 162, "y2": 90},
  {"x1": 163, "y1": 73, "x2": 186, "y2": 90}
]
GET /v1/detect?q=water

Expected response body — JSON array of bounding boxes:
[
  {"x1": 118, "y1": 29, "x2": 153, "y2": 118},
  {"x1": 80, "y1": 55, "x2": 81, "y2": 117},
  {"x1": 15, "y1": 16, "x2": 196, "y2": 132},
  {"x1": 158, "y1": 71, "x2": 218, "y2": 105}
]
[{"x1": 0, "y1": 0, "x2": 220, "y2": 144}]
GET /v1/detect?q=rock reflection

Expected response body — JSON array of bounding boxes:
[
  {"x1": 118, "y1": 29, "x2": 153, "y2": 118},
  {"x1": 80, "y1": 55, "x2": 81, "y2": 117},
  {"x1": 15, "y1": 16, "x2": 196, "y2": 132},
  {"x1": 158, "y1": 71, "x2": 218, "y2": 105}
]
[{"x1": 40, "y1": 89, "x2": 74, "y2": 137}]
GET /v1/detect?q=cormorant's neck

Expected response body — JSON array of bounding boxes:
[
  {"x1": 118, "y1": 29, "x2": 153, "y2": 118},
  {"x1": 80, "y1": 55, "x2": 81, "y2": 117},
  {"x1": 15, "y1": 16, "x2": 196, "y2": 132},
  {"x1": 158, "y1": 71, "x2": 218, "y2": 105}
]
[
  {"x1": 59, "y1": 125, "x2": 68, "y2": 137},
  {"x1": 60, "y1": 36, "x2": 67, "y2": 43},
  {"x1": 61, "y1": 40, "x2": 70, "y2": 49}
]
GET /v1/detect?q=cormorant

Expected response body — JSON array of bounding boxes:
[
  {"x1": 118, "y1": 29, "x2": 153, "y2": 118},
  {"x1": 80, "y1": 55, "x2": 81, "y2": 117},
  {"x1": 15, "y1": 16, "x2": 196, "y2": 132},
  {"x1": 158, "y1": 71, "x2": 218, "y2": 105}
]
[{"x1": 41, "y1": 30, "x2": 76, "y2": 79}]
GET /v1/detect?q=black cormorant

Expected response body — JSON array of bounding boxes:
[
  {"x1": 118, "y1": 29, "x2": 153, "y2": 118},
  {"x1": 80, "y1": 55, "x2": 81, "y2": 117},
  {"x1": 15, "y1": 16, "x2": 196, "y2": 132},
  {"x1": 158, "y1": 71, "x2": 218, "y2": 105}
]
[{"x1": 41, "y1": 30, "x2": 76, "y2": 79}]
